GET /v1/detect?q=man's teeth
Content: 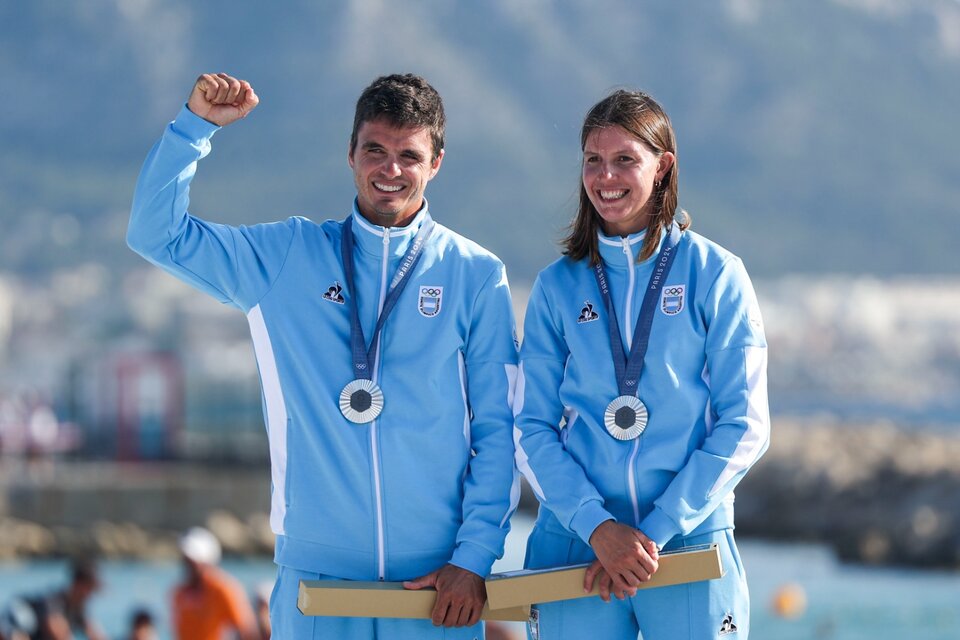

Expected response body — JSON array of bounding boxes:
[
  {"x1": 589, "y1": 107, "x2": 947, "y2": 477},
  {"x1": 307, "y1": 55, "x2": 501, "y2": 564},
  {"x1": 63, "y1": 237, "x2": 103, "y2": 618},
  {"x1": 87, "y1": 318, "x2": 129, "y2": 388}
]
[
  {"x1": 375, "y1": 183, "x2": 403, "y2": 192},
  {"x1": 600, "y1": 190, "x2": 627, "y2": 200}
]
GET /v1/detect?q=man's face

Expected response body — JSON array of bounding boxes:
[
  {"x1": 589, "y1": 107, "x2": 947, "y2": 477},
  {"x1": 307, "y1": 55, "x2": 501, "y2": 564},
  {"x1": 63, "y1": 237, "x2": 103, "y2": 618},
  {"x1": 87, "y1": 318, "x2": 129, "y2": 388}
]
[{"x1": 349, "y1": 118, "x2": 443, "y2": 227}]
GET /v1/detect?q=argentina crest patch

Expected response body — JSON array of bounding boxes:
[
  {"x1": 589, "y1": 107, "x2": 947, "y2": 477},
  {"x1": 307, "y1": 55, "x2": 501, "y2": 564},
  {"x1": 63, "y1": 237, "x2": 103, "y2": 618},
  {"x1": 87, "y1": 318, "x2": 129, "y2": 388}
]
[
  {"x1": 661, "y1": 284, "x2": 685, "y2": 315},
  {"x1": 418, "y1": 285, "x2": 443, "y2": 317}
]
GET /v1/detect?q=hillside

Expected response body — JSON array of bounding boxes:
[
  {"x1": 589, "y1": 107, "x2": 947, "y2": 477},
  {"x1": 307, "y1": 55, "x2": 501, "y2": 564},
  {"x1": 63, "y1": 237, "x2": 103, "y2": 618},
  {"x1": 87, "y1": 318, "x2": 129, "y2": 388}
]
[{"x1": 2, "y1": 0, "x2": 959, "y2": 286}]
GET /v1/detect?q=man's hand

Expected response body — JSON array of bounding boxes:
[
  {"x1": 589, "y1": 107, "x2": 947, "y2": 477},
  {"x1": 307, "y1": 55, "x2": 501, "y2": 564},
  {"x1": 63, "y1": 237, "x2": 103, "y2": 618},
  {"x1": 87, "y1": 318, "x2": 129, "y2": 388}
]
[
  {"x1": 403, "y1": 564, "x2": 486, "y2": 627},
  {"x1": 587, "y1": 520, "x2": 659, "y2": 599},
  {"x1": 187, "y1": 72, "x2": 259, "y2": 127}
]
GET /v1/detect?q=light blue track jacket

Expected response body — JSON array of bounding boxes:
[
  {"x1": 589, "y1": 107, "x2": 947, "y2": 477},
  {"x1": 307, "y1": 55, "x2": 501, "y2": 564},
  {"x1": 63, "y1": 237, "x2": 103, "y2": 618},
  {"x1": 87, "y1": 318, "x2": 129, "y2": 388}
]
[
  {"x1": 128, "y1": 107, "x2": 520, "y2": 581},
  {"x1": 514, "y1": 227, "x2": 769, "y2": 550}
]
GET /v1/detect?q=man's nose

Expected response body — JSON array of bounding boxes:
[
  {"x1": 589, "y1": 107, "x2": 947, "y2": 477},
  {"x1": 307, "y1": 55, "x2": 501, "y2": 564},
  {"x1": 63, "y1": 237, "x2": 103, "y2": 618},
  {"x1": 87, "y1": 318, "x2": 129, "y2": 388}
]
[{"x1": 382, "y1": 159, "x2": 402, "y2": 178}]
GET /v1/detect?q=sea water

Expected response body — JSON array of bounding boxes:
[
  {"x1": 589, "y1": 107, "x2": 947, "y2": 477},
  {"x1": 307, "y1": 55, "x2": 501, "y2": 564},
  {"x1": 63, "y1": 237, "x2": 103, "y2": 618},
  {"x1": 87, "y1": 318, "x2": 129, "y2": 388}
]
[{"x1": 2, "y1": 518, "x2": 958, "y2": 639}]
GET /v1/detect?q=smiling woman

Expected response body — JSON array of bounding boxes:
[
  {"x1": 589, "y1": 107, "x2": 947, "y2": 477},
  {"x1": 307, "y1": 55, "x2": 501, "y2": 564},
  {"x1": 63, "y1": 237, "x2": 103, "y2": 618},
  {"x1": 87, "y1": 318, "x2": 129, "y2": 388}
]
[
  {"x1": 581, "y1": 126, "x2": 674, "y2": 238},
  {"x1": 513, "y1": 88, "x2": 769, "y2": 639}
]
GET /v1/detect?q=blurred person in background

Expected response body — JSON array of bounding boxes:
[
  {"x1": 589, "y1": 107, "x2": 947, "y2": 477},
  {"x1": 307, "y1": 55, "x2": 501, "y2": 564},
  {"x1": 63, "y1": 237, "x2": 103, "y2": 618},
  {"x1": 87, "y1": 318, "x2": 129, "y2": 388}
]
[
  {"x1": 514, "y1": 89, "x2": 769, "y2": 638},
  {"x1": 252, "y1": 583, "x2": 271, "y2": 640},
  {"x1": 128, "y1": 71, "x2": 518, "y2": 638},
  {"x1": 172, "y1": 527, "x2": 258, "y2": 640},
  {"x1": 0, "y1": 596, "x2": 35, "y2": 640},
  {"x1": 122, "y1": 608, "x2": 156, "y2": 640},
  {"x1": 5, "y1": 559, "x2": 107, "y2": 640}
]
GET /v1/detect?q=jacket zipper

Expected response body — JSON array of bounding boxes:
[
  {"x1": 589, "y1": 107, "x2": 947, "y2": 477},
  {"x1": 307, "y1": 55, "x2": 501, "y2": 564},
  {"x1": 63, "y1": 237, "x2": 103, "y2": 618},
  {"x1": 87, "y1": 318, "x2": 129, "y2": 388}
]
[
  {"x1": 371, "y1": 228, "x2": 390, "y2": 580},
  {"x1": 621, "y1": 238, "x2": 642, "y2": 528}
]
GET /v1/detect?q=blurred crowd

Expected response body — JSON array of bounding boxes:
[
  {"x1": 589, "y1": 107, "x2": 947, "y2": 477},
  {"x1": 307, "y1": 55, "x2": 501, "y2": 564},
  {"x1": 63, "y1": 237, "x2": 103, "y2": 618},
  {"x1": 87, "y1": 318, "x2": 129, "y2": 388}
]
[
  {"x1": 0, "y1": 391, "x2": 80, "y2": 460},
  {"x1": 0, "y1": 528, "x2": 270, "y2": 640},
  {"x1": 0, "y1": 528, "x2": 520, "y2": 640}
]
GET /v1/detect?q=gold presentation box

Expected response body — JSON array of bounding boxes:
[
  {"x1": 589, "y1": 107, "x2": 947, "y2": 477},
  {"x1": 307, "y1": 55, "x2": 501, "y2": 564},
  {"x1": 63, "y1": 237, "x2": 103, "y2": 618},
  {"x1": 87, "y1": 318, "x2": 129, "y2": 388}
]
[
  {"x1": 297, "y1": 543, "x2": 722, "y2": 620},
  {"x1": 297, "y1": 580, "x2": 530, "y2": 621},
  {"x1": 485, "y1": 543, "x2": 723, "y2": 610}
]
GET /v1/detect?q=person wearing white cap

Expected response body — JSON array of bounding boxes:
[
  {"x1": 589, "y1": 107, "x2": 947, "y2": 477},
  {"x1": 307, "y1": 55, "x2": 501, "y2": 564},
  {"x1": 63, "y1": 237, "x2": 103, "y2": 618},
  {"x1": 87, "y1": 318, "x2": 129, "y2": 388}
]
[{"x1": 171, "y1": 527, "x2": 258, "y2": 640}]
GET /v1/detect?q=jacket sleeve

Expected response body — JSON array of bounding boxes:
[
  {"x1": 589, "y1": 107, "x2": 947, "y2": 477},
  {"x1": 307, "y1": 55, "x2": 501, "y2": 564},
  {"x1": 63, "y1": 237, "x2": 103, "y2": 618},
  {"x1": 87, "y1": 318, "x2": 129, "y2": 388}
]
[
  {"x1": 449, "y1": 262, "x2": 521, "y2": 577},
  {"x1": 127, "y1": 106, "x2": 296, "y2": 312},
  {"x1": 514, "y1": 276, "x2": 615, "y2": 546},
  {"x1": 639, "y1": 257, "x2": 770, "y2": 548}
]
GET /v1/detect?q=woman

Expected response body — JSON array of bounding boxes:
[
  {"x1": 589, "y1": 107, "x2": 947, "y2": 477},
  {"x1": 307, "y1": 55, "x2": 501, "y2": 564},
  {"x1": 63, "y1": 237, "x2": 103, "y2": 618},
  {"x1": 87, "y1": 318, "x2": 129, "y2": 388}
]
[{"x1": 514, "y1": 89, "x2": 769, "y2": 639}]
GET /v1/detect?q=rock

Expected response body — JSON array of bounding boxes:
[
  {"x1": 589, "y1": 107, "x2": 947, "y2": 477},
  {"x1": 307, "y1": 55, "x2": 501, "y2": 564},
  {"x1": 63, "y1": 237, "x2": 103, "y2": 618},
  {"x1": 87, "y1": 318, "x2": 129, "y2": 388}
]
[
  {"x1": 737, "y1": 419, "x2": 960, "y2": 568},
  {"x1": 246, "y1": 512, "x2": 275, "y2": 554},
  {"x1": 206, "y1": 509, "x2": 255, "y2": 555},
  {"x1": 0, "y1": 517, "x2": 56, "y2": 556}
]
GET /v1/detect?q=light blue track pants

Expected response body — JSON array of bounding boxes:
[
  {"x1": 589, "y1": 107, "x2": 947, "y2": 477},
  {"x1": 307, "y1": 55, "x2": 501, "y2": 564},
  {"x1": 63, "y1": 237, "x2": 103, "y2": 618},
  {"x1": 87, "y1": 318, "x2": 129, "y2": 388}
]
[
  {"x1": 524, "y1": 527, "x2": 749, "y2": 640},
  {"x1": 270, "y1": 565, "x2": 486, "y2": 639}
]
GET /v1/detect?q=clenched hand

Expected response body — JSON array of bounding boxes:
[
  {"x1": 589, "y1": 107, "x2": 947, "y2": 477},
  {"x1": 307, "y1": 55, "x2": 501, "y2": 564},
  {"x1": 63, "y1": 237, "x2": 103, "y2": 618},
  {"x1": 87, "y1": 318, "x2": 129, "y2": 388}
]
[{"x1": 187, "y1": 72, "x2": 259, "y2": 127}]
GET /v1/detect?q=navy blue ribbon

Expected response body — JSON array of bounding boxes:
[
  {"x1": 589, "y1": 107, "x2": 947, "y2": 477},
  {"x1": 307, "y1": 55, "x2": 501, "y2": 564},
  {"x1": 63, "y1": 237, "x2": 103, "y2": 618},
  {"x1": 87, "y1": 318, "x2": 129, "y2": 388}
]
[
  {"x1": 341, "y1": 213, "x2": 435, "y2": 381},
  {"x1": 592, "y1": 223, "x2": 682, "y2": 397}
]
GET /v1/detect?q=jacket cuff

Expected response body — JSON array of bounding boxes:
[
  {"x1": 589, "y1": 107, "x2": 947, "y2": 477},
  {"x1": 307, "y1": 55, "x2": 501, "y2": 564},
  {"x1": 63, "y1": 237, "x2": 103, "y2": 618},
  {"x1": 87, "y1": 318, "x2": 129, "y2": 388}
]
[
  {"x1": 570, "y1": 501, "x2": 615, "y2": 546},
  {"x1": 639, "y1": 507, "x2": 680, "y2": 550},
  {"x1": 449, "y1": 541, "x2": 497, "y2": 578},
  {"x1": 172, "y1": 104, "x2": 220, "y2": 144}
]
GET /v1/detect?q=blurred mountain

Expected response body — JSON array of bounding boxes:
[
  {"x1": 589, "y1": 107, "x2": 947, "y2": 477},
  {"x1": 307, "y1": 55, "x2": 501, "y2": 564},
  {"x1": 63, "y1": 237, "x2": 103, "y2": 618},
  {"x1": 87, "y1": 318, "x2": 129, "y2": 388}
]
[{"x1": 2, "y1": 0, "x2": 959, "y2": 286}]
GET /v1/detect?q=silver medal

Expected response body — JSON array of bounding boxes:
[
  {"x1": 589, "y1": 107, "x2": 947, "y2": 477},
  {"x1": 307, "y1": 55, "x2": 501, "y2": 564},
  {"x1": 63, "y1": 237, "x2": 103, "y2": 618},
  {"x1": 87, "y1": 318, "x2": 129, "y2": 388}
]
[
  {"x1": 603, "y1": 395, "x2": 648, "y2": 441},
  {"x1": 339, "y1": 379, "x2": 384, "y2": 424}
]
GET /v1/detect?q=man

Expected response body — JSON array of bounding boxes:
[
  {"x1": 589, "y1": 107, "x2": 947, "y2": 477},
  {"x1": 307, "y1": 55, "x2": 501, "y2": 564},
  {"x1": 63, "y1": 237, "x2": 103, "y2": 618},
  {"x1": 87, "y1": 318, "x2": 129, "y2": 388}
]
[
  {"x1": 17, "y1": 559, "x2": 106, "y2": 640},
  {"x1": 128, "y1": 72, "x2": 519, "y2": 638},
  {"x1": 122, "y1": 609, "x2": 157, "y2": 640},
  {"x1": 172, "y1": 527, "x2": 258, "y2": 640}
]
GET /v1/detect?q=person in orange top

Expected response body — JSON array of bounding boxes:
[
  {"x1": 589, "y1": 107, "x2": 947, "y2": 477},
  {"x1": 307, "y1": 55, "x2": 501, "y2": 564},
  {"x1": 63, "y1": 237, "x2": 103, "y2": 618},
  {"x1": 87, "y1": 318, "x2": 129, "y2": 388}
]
[{"x1": 171, "y1": 527, "x2": 258, "y2": 640}]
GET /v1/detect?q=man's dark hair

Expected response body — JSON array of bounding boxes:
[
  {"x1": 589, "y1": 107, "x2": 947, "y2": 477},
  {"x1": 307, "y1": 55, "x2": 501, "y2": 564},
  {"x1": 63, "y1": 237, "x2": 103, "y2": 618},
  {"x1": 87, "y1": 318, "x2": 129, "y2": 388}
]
[
  {"x1": 70, "y1": 558, "x2": 100, "y2": 588},
  {"x1": 350, "y1": 74, "x2": 445, "y2": 160},
  {"x1": 131, "y1": 608, "x2": 154, "y2": 629}
]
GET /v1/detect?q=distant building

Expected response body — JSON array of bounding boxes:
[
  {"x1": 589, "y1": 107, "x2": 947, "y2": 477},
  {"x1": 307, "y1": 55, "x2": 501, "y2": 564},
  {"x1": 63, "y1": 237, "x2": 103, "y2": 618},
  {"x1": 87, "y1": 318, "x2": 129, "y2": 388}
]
[{"x1": 71, "y1": 350, "x2": 183, "y2": 461}]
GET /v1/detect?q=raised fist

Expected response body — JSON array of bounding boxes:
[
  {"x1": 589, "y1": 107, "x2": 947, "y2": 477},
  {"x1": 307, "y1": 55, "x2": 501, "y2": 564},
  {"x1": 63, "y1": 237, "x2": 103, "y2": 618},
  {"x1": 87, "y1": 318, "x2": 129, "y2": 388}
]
[{"x1": 187, "y1": 72, "x2": 259, "y2": 127}]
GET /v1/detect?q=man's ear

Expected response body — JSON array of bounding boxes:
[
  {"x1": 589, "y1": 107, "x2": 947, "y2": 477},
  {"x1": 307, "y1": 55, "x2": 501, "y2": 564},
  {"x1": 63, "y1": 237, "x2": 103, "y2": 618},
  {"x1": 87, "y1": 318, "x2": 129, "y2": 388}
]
[{"x1": 429, "y1": 148, "x2": 445, "y2": 178}]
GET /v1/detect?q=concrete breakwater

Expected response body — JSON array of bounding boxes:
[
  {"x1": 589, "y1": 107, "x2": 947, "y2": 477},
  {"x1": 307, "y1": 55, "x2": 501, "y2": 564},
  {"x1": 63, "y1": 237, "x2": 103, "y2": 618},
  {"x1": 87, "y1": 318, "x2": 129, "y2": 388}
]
[
  {"x1": 0, "y1": 462, "x2": 275, "y2": 560},
  {"x1": 2, "y1": 419, "x2": 959, "y2": 568},
  {"x1": 735, "y1": 419, "x2": 960, "y2": 569}
]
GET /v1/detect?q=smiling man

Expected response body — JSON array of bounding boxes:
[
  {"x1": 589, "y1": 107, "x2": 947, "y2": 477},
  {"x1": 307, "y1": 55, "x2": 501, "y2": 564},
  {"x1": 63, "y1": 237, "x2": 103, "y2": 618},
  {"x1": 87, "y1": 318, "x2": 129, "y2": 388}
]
[{"x1": 128, "y1": 72, "x2": 520, "y2": 639}]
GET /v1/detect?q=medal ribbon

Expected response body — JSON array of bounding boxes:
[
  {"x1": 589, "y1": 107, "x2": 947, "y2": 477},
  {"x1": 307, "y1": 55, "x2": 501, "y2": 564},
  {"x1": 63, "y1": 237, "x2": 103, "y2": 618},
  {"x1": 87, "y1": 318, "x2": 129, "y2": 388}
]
[
  {"x1": 341, "y1": 212, "x2": 435, "y2": 381},
  {"x1": 592, "y1": 223, "x2": 682, "y2": 397}
]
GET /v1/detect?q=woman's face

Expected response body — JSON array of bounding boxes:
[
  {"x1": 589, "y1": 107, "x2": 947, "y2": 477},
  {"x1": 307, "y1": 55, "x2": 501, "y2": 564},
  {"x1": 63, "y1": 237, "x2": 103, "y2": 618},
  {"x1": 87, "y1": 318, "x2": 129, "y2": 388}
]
[{"x1": 582, "y1": 126, "x2": 674, "y2": 237}]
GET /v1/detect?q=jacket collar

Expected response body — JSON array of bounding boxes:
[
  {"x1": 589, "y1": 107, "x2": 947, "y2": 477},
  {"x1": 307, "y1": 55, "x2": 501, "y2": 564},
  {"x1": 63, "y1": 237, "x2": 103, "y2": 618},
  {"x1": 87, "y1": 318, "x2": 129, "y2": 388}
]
[
  {"x1": 349, "y1": 199, "x2": 430, "y2": 259},
  {"x1": 597, "y1": 226, "x2": 666, "y2": 270}
]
